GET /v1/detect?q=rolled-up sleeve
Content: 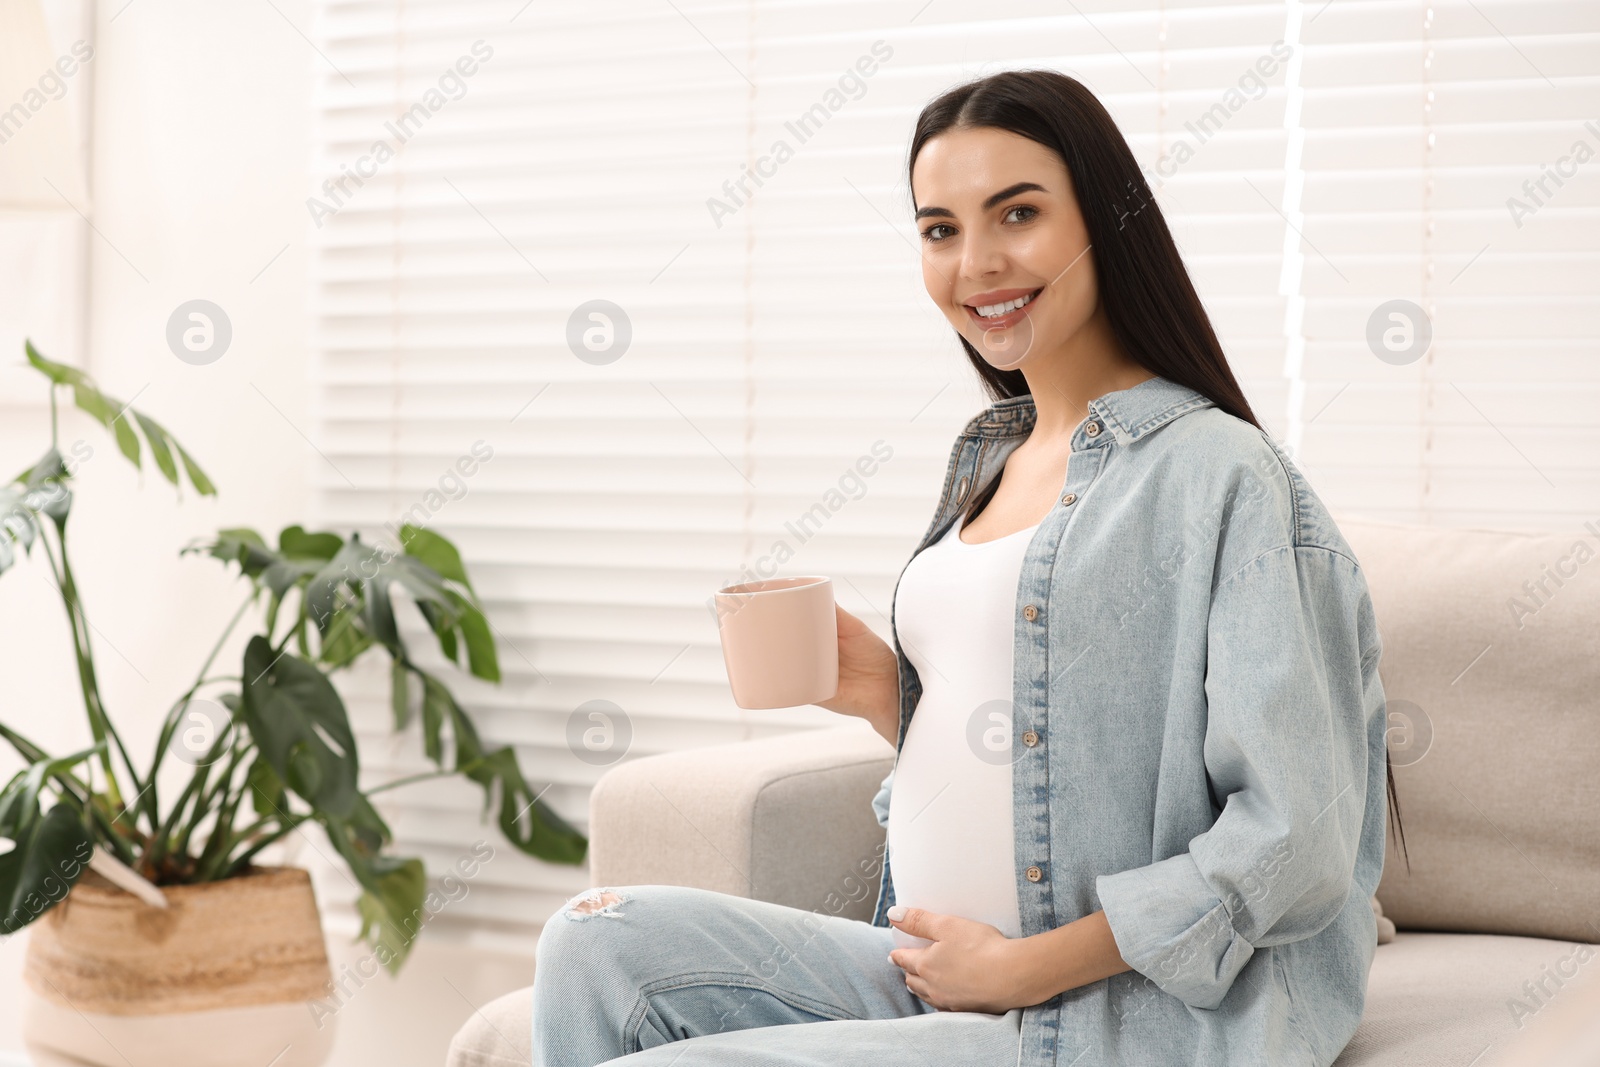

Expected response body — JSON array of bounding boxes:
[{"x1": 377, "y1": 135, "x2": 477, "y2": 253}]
[{"x1": 1094, "y1": 543, "x2": 1382, "y2": 1010}]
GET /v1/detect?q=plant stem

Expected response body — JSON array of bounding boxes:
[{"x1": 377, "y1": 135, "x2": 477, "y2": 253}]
[
  {"x1": 365, "y1": 755, "x2": 492, "y2": 796},
  {"x1": 184, "y1": 598, "x2": 254, "y2": 702},
  {"x1": 36, "y1": 524, "x2": 135, "y2": 818},
  {"x1": 218, "y1": 819, "x2": 303, "y2": 879},
  {"x1": 147, "y1": 594, "x2": 256, "y2": 819},
  {"x1": 191, "y1": 746, "x2": 250, "y2": 881},
  {"x1": 0, "y1": 723, "x2": 89, "y2": 802},
  {"x1": 163, "y1": 764, "x2": 219, "y2": 870},
  {"x1": 142, "y1": 759, "x2": 208, "y2": 876},
  {"x1": 200, "y1": 811, "x2": 281, "y2": 880},
  {"x1": 172, "y1": 742, "x2": 245, "y2": 866},
  {"x1": 0, "y1": 722, "x2": 134, "y2": 862}
]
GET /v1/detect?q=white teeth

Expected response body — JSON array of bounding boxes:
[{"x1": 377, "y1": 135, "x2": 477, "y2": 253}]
[{"x1": 973, "y1": 291, "x2": 1035, "y2": 318}]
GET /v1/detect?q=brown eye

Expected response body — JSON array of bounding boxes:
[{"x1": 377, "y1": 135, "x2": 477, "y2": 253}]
[
  {"x1": 921, "y1": 223, "x2": 955, "y2": 242},
  {"x1": 1003, "y1": 205, "x2": 1039, "y2": 224}
]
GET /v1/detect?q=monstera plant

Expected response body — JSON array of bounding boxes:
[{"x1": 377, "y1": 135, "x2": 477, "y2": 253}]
[{"x1": 0, "y1": 342, "x2": 585, "y2": 973}]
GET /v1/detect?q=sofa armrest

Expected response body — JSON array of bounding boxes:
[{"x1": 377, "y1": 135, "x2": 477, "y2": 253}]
[{"x1": 589, "y1": 722, "x2": 895, "y2": 922}]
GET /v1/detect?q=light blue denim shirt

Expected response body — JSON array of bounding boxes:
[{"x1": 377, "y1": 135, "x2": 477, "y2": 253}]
[{"x1": 869, "y1": 374, "x2": 1387, "y2": 1067}]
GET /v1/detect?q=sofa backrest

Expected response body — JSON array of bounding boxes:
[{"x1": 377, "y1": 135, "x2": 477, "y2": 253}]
[{"x1": 1337, "y1": 516, "x2": 1600, "y2": 944}]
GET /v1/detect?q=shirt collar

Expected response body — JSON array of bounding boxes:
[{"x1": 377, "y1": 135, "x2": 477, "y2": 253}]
[{"x1": 961, "y1": 373, "x2": 1216, "y2": 443}]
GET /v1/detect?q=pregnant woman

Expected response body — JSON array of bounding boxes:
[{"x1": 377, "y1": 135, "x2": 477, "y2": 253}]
[{"x1": 531, "y1": 68, "x2": 1404, "y2": 1067}]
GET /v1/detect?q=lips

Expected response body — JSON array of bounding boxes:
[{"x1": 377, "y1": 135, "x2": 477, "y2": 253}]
[{"x1": 963, "y1": 286, "x2": 1043, "y2": 330}]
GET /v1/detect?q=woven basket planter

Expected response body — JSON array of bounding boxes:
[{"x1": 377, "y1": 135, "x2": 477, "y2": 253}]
[{"x1": 21, "y1": 865, "x2": 337, "y2": 1067}]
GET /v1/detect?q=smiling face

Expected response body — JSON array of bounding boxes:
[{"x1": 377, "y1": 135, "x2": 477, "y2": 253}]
[{"x1": 911, "y1": 125, "x2": 1100, "y2": 371}]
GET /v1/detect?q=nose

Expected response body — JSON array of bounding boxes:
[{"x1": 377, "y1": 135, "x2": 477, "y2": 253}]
[{"x1": 957, "y1": 224, "x2": 1009, "y2": 285}]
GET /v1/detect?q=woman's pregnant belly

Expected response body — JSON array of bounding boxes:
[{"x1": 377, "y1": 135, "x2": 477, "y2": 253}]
[
  {"x1": 886, "y1": 519, "x2": 1032, "y2": 952},
  {"x1": 886, "y1": 689, "x2": 1024, "y2": 950}
]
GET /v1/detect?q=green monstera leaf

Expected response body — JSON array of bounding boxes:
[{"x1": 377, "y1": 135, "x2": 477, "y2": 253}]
[
  {"x1": 349, "y1": 850, "x2": 428, "y2": 974},
  {"x1": 25, "y1": 342, "x2": 213, "y2": 496},
  {"x1": 0, "y1": 746, "x2": 99, "y2": 935},
  {"x1": 412, "y1": 668, "x2": 586, "y2": 866},
  {"x1": 399, "y1": 525, "x2": 499, "y2": 683},
  {"x1": 240, "y1": 636, "x2": 361, "y2": 820},
  {"x1": 0, "y1": 449, "x2": 72, "y2": 578}
]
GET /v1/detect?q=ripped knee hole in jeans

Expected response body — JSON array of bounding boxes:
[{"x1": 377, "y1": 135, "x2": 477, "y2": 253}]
[{"x1": 563, "y1": 887, "x2": 627, "y2": 919}]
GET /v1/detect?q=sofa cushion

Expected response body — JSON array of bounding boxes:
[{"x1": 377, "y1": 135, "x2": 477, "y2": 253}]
[
  {"x1": 1336, "y1": 518, "x2": 1600, "y2": 944},
  {"x1": 446, "y1": 985, "x2": 532, "y2": 1067},
  {"x1": 1334, "y1": 931, "x2": 1593, "y2": 1065}
]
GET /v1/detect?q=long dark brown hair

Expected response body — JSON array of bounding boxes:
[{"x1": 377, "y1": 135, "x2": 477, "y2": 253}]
[{"x1": 908, "y1": 68, "x2": 1409, "y2": 873}]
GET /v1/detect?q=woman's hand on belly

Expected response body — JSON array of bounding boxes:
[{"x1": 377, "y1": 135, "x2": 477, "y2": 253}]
[
  {"x1": 887, "y1": 905, "x2": 1133, "y2": 1013},
  {"x1": 885, "y1": 905, "x2": 1026, "y2": 1014}
]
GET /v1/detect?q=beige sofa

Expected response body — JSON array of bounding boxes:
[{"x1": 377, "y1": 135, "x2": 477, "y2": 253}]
[{"x1": 447, "y1": 518, "x2": 1600, "y2": 1066}]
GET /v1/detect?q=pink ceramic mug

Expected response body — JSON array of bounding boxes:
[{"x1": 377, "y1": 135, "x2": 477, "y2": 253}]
[{"x1": 713, "y1": 576, "x2": 839, "y2": 709}]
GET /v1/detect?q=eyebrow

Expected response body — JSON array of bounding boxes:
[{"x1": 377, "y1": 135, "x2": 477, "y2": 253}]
[{"x1": 913, "y1": 181, "x2": 1048, "y2": 221}]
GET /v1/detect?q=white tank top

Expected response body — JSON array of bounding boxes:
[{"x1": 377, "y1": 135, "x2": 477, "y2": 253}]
[{"x1": 887, "y1": 512, "x2": 1037, "y2": 958}]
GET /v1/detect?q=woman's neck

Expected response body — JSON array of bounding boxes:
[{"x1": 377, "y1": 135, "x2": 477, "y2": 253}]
[{"x1": 1019, "y1": 306, "x2": 1153, "y2": 442}]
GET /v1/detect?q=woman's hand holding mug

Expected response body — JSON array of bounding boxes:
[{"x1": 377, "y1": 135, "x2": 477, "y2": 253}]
[
  {"x1": 814, "y1": 603, "x2": 901, "y2": 746},
  {"x1": 712, "y1": 580, "x2": 899, "y2": 744}
]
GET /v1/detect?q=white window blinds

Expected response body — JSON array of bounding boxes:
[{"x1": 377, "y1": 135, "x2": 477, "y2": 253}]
[
  {"x1": 1291, "y1": 0, "x2": 1600, "y2": 525},
  {"x1": 306, "y1": 0, "x2": 1596, "y2": 944}
]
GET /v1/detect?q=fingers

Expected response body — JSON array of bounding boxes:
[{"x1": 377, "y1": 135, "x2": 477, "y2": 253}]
[
  {"x1": 891, "y1": 950, "x2": 947, "y2": 1010},
  {"x1": 835, "y1": 602, "x2": 867, "y2": 639},
  {"x1": 903, "y1": 974, "x2": 940, "y2": 1009},
  {"x1": 887, "y1": 904, "x2": 931, "y2": 939}
]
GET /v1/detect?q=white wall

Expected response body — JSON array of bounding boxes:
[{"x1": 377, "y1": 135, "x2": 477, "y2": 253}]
[
  {"x1": 0, "y1": 12, "x2": 316, "y2": 769},
  {"x1": 0, "y1": 5, "x2": 530, "y2": 1063},
  {"x1": 0, "y1": 2, "x2": 375, "y2": 1063}
]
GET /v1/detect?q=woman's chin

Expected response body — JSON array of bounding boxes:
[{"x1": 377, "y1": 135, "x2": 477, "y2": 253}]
[{"x1": 966, "y1": 318, "x2": 1037, "y2": 371}]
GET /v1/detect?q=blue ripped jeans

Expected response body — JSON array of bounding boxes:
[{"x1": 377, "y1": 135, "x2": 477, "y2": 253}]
[{"x1": 530, "y1": 884, "x2": 1024, "y2": 1066}]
